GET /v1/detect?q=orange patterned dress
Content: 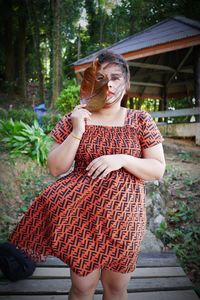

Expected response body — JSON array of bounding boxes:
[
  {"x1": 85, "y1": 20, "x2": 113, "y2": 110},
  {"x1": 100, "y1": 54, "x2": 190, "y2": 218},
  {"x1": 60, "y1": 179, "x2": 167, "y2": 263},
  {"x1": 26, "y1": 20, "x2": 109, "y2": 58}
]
[{"x1": 9, "y1": 109, "x2": 163, "y2": 276}]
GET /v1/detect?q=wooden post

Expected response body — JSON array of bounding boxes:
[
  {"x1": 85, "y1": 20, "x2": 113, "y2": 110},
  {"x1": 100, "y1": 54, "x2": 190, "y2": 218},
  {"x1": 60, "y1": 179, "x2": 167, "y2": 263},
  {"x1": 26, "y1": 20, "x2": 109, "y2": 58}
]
[
  {"x1": 159, "y1": 85, "x2": 168, "y2": 123},
  {"x1": 194, "y1": 45, "x2": 200, "y2": 122},
  {"x1": 129, "y1": 97, "x2": 134, "y2": 109},
  {"x1": 163, "y1": 85, "x2": 168, "y2": 123},
  {"x1": 121, "y1": 94, "x2": 128, "y2": 107}
]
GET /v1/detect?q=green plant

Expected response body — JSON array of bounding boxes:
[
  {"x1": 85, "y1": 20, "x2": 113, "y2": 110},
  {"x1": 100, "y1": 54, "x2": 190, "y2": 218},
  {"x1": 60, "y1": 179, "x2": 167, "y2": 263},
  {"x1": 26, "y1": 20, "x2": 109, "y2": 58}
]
[
  {"x1": 7, "y1": 108, "x2": 37, "y2": 125},
  {"x1": 41, "y1": 111, "x2": 62, "y2": 133},
  {"x1": 0, "y1": 158, "x2": 54, "y2": 243},
  {"x1": 164, "y1": 164, "x2": 180, "y2": 184},
  {"x1": 178, "y1": 150, "x2": 192, "y2": 161},
  {"x1": 0, "y1": 118, "x2": 24, "y2": 138},
  {"x1": 167, "y1": 202, "x2": 195, "y2": 225},
  {"x1": 155, "y1": 201, "x2": 200, "y2": 291},
  {"x1": 0, "y1": 119, "x2": 52, "y2": 165},
  {"x1": 18, "y1": 165, "x2": 54, "y2": 211},
  {"x1": 56, "y1": 79, "x2": 80, "y2": 114},
  {"x1": 183, "y1": 176, "x2": 199, "y2": 187},
  {"x1": 0, "y1": 108, "x2": 8, "y2": 119}
]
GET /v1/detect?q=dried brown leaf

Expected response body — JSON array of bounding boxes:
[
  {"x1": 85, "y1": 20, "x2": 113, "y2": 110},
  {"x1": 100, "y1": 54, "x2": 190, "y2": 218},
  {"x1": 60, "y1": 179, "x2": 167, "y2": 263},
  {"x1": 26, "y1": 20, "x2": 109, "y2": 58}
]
[{"x1": 80, "y1": 59, "x2": 108, "y2": 112}]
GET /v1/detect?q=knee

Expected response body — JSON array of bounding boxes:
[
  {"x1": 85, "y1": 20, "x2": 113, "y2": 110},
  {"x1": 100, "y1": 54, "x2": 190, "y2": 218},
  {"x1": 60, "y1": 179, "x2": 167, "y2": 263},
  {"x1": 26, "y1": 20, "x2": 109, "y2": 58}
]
[
  {"x1": 71, "y1": 280, "x2": 97, "y2": 296},
  {"x1": 70, "y1": 270, "x2": 100, "y2": 297},
  {"x1": 101, "y1": 277, "x2": 128, "y2": 295}
]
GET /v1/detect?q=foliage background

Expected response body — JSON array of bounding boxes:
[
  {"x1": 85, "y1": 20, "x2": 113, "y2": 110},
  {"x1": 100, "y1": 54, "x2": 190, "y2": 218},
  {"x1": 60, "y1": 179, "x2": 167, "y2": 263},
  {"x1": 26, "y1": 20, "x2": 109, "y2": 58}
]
[
  {"x1": 0, "y1": 0, "x2": 199, "y2": 110},
  {"x1": 0, "y1": 0, "x2": 200, "y2": 294}
]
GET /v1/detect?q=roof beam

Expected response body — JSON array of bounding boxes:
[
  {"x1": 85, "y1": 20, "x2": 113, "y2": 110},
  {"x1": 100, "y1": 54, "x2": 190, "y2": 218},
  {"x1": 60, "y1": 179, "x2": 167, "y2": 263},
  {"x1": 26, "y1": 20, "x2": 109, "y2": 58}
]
[
  {"x1": 130, "y1": 81, "x2": 164, "y2": 88},
  {"x1": 166, "y1": 47, "x2": 193, "y2": 87},
  {"x1": 128, "y1": 61, "x2": 176, "y2": 72},
  {"x1": 180, "y1": 66, "x2": 193, "y2": 74},
  {"x1": 128, "y1": 61, "x2": 193, "y2": 74},
  {"x1": 123, "y1": 36, "x2": 200, "y2": 61},
  {"x1": 130, "y1": 79, "x2": 193, "y2": 88}
]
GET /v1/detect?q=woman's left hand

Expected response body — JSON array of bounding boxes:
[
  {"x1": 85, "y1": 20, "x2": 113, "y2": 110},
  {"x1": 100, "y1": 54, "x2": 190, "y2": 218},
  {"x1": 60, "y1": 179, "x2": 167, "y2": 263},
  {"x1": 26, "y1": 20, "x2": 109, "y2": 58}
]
[{"x1": 86, "y1": 155, "x2": 124, "y2": 179}]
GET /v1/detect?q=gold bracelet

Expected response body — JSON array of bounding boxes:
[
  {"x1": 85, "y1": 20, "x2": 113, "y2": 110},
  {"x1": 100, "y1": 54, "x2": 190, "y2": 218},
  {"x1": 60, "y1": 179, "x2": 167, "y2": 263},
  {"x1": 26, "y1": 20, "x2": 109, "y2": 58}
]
[{"x1": 71, "y1": 133, "x2": 82, "y2": 141}]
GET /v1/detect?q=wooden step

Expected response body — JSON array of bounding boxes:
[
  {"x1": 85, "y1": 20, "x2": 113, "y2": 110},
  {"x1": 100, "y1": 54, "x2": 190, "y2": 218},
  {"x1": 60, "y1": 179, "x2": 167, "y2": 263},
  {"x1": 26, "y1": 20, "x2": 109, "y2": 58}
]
[
  {"x1": 0, "y1": 290, "x2": 198, "y2": 300},
  {"x1": 0, "y1": 252, "x2": 198, "y2": 300}
]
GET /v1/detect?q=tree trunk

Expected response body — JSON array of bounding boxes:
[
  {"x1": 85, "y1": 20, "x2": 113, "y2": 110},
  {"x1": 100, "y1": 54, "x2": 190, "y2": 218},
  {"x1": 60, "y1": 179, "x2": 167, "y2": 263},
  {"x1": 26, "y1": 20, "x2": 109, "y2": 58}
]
[
  {"x1": 4, "y1": 0, "x2": 15, "y2": 94},
  {"x1": 77, "y1": 25, "x2": 81, "y2": 60},
  {"x1": 26, "y1": 0, "x2": 44, "y2": 103},
  {"x1": 85, "y1": 0, "x2": 97, "y2": 44},
  {"x1": 51, "y1": 0, "x2": 62, "y2": 107},
  {"x1": 48, "y1": 0, "x2": 54, "y2": 103},
  {"x1": 99, "y1": 7, "x2": 106, "y2": 45},
  {"x1": 17, "y1": 3, "x2": 27, "y2": 100}
]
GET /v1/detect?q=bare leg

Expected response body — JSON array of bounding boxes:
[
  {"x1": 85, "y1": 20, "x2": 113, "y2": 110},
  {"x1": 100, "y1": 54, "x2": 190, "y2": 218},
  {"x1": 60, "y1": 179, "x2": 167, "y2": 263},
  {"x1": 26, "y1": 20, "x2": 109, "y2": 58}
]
[
  {"x1": 69, "y1": 268, "x2": 101, "y2": 300},
  {"x1": 101, "y1": 269, "x2": 132, "y2": 300}
]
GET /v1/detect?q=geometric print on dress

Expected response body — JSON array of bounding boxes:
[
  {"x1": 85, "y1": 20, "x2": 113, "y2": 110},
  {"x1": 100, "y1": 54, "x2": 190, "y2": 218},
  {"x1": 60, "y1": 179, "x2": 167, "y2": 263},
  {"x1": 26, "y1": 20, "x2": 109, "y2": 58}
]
[{"x1": 9, "y1": 109, "x2": 163, "y2": 276}]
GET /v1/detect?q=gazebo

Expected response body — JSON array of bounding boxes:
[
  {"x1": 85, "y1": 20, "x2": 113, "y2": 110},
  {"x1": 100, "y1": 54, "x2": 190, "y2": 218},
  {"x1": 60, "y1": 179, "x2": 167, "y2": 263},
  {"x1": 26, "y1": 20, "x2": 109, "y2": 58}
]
[{"x1": 72, "y1": 16, "x2": 200, "y2": 144}]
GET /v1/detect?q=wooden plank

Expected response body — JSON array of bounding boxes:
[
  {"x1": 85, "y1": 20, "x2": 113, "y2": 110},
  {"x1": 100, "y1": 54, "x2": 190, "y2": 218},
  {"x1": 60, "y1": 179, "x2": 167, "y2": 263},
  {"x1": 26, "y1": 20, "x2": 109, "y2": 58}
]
[
  {"x1": 129, "y1": 291, "x2": 200, "y2": 300},
  {"x1": 128, "y1": 61, "x2": 177, "y2": 72},
  {"x1": 149, "y1": 107, "x2": 200, "y2": 118},
  {"x1": 128, "y1": 61, "x2": 193, "y2": 74},
  {"x1": 137, "y1": 252, "x2": 179, "y2": 267},
  {"x1": 0, "y1": 290, "x2": 199, "y2": 300},
  {"x1": 0, "y1": 277, "x2": 193, "y2": 295},
  {"x1": 1, "y1": 266, "x2": 183, "y2": 279},
  {"x1": 36, "y1": 252, "x2": 179, "y2": 267},
  {"x1": 130, "y1": 81, "x2": 164, "y2": 88},
  {"x1": 123, "y1": 36, "x2": 200, "y2": 62}
]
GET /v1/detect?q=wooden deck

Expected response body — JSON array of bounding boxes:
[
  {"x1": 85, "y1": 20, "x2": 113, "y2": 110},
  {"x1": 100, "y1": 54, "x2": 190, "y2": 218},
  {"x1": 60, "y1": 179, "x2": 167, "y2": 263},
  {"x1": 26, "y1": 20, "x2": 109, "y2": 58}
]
[{"x1": 0, "y1": 252, "x2": 199, "y2": 300}]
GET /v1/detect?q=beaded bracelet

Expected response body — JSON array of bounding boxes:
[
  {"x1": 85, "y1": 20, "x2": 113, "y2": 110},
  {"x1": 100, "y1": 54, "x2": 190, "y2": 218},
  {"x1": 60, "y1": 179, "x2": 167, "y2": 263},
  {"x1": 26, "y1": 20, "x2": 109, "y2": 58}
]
[{"x1": 71, "y1": 133, "x2": 82, "y2": 141}]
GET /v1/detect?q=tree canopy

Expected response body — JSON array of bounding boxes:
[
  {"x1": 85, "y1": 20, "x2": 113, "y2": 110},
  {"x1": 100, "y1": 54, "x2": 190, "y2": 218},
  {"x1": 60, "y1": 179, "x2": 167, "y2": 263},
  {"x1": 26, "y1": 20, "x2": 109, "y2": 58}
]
[{"x1": 0, "y1": 0, "x2": 199, "y2": 108}]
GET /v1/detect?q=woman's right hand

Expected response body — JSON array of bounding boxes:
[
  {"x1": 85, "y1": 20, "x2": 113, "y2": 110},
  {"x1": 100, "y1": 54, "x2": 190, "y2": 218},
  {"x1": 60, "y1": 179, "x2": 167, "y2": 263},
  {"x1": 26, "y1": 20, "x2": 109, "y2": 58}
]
[{"x1": 70, "y1": 104, "x2": 91, "y2": 136}]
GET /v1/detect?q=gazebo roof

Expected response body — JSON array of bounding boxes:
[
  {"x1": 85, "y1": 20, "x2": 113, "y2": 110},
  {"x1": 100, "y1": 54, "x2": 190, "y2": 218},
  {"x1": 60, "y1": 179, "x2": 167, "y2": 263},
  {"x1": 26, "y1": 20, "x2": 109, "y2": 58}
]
[{"x1": 72, "y1": 16, "x2": 200, "y2": 100}]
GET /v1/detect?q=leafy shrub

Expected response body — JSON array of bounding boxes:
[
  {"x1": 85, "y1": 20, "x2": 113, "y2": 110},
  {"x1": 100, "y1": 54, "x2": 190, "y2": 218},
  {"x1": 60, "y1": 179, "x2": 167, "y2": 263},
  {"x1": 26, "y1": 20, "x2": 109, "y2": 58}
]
[
  {"x1": 7, "y1": 108, "x2": 37, "y2": 125},
  {"x1": 0, "y1": 118, "x2": 24, "y2": 137},
  {"x1": 156, "y1": 201, "x2": 200, "y2": 291},
  {"x1": 0, "y1": 119, "x2": 52, "y2": 165},
  {"x1": 0, "y1": 157, "x2": 54, "y2": 243},
  {"x1": 0, "y1": 108, "x2": 8, "y2": 119},
  {"x1": 19, "y1": 165, "x2": 54, "y2": 211},
  {"x1": 42, "y1": 111, "x2": 62, "y2": 133},
  {"x1": 156, "y1": 202, "x2": 196, "y2": 246},
  {"x1": 56, "y1": 79, "x2": 80, "y2": 114}
]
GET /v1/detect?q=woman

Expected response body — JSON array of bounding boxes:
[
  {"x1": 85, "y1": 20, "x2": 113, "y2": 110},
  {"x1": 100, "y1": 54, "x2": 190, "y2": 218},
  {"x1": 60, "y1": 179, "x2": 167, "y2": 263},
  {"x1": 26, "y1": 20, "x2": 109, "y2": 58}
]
[{"x1": 9, "y1": 50, "x2": 165, "y2": 300}]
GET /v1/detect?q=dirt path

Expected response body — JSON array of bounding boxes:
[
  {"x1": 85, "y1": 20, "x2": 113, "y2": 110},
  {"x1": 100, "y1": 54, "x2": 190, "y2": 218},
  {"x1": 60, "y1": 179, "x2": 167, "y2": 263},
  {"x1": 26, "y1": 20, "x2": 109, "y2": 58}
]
[{"x1": 163, "y1": 138, "x2": 200, "y2": 177}]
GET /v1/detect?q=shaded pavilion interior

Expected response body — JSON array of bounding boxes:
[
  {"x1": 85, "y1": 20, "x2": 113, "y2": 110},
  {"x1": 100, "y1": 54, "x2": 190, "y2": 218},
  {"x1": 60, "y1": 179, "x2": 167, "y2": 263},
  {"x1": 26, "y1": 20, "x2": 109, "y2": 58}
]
[{"x1": 72, "y1": 16, "x2": 200, "y2": 115}]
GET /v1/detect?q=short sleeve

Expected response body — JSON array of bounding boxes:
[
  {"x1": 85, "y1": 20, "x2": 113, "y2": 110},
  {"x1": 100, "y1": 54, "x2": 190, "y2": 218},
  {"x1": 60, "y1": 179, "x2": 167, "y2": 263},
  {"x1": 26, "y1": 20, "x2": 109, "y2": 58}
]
[
  {"x1": 138, "y1": 111, "x2": 164, "y2": 150},
  {"x1": 50, "y1": 113, "x2": 73, "y2": 144}
]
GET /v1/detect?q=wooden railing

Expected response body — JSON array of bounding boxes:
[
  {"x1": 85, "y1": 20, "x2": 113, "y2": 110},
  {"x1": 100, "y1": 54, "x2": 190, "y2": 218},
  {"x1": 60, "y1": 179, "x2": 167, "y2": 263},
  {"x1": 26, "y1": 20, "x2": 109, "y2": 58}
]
[{"x1": 149, "y1": 107, "x2": 200, "y2": 122}]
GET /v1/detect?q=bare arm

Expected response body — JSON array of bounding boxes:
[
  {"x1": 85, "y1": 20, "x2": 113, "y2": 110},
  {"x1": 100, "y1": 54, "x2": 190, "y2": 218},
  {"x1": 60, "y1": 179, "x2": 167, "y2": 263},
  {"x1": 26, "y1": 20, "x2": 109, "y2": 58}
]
[
  {"x1": 47, "y1": 105, "x2": 91, "y2": 177},
  {"x1": 86, "y1": 143, "x2": 165, "y2": 181},
  {"x1": 47, "y1": 136, "x2": 81, "y2": 177},
  {"x1": 120, "y1": 143, "x2": 166, "y2": 180}
]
